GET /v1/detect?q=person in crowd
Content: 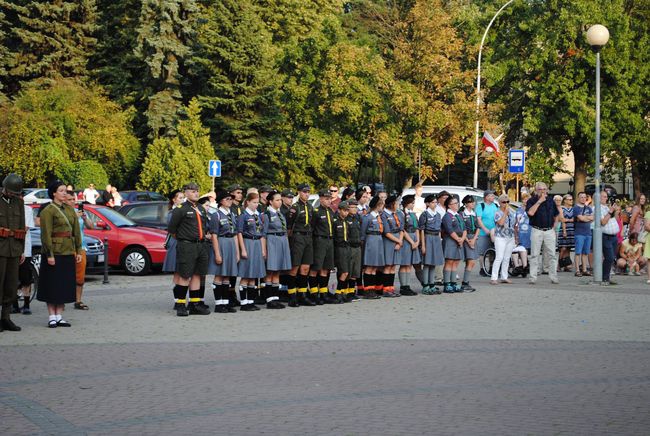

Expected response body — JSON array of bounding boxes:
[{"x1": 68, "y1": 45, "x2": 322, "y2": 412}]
[
  {"x1": 441, "y1": 195, "x2": 466, "y2": 292},
  {"x1": 101, "y1": 184, "x2": 113, "y2": 205},
  {"x1": 360, "y1": 196, "x2": 385, "y2": 299},
  {"x1": 476, "y1": 190, "x2": 498, "y2": 277},
  {"x1": 280, "y1": 189, "x2": 294, "y2": 221},
  {"x1": 433, "y1": 191, "x2": 450, "y2": 286},
  {"x1": 207, "y1": 191, "x2": 239, "y2": 313},
  {"x1": 67, "y1": 190, "x2": 93, "y2": 310},
  {"x1": 261, "y1": 191, "x2": 289, "y2": 309},
  {"x1": 330, "y1": 185, "x2": 341, "y2": 212},
  {"x1": 226, "y1": 183, "x2": 245, "y2": 304},
  {"x1": 237, "y1": 192, "x2": 267, "y2": 311},
  {"x1": 332, "y1": 200, "x2": 351, "y2": 303},
  {"x1": 644, "y1": 206, "x2": 650, "y2": 285},
  {"x1": 413, "y1": 183, "x2": 426, "y2": 215},
  {"x1": 345, "y1": 199, "x2": 362, "y2": 301},
  {"x1": 309, "y1": 189, "x2": 336, "y2": 304},
  {"x1": 558, "y1": 194, "x2": 575, "y2": 271},
  {"x1": 628, "y1": 194, "x2": 647, "y2": 245},
  {"x1": 616, "y1": 233, "x2": 646, "y2": 275},
  {"x1": 287, "y1": 183, "x2": 315, "y2": 307},
  {"x1": 599, "y1": 190, "x2": 621, "y2": 286},
  {"x1": 460, "y1": 195, "x2": 479, "y2": 292},
  {"x1": 491, "y1": 194, "x2": 518, "y2": 284},
  {"x1": 162, "y1": 190, "x2": 185, "y2": 290},
  {"x1": 419, "y1": 194, "x2": 443, "y2": 294},
  {"x1": 511, "y1": 192, "x2": 531, "y2": 277},
  {"x1": 356, "y1": 188, "x2": 370, "y2": 215},
  {"x1": 1, "y1": 173, "x2": 26, "y2": 332},
  {"x1": 572, "y1": 192, "x2": 593, "y2": 277},
  {"x1": 13, "y1": 201, "x2": 35, "y2": 315},
  {"x1": 257, "y1": 185, "x2": 272, "y2": 213},
  {"x1": 202, "y1": 191, "x2": 218, "y2": 214},
  {"x1": 526, "y1": 182, "x2": 560, "y2": 284},
  {"x1": 38, "y1": 181, "x2": 82, "y2": 328},
  {"x1": 397, "y1": 195, "x2": 420, "y2": 296},
  {"x1": 167, "y1": 182, "x2": 211, "y2": 316},
  {"x1": 341, "y1": 187, "x2": 355, "y2": 203},
  {"x1": 83, "y1": 183, "x2": 100, "y2": 204},
  {"x1": 380, "y1": 195, "x2": 403, "y2": 298}
]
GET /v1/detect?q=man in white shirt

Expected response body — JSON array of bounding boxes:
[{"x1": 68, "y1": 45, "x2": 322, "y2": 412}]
[
  {"x1": 83, "y1": 183, "x2": 99, "y2": 204},
  {"x1": 599, "y1": 191, "x2": 620, "y2": 286}
]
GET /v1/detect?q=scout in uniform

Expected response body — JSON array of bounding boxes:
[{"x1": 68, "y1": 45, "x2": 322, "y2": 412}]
[
  {"x1": 460, "y1": 195, "x2": 479, "y2": 292},
  {"x1": 441, "y1": 196, "x2": 466, "y2": 293},
  {"x1": 380, "y1": 195, "x2": 403, "y2": 298},
  {"x1": 257, "y1": 185, "x2": 273, "y2": 213},
  {"x1": 167, "y1": 182, "x2": 211, "y2": 317},
  {"x1": 309, "y1": 189, "x2": 336, "y2": 304},
  {"x1": 419, "y1": 194, "x2": 444, "y2": 295},
  {"x1": 280, "y1": 189, "x2": 294, "y2": 222},
  {"x1": 0, "y1": 174, "x2": 26, "y2": 332},
  {"x1": 207, "y1": 191, "x2": 239, "y2": 313},
  {"x1": 262, "y1": 191, "x2": 290, "y2": 309},
  {"x1": 237, "y1": 192, "x2": 267, "y2": 311},
  {"x1": 360, "y1": 196, "x2": 385, "y2": 299},
  {"x1": 226, "y1": 183, "x2": 244, "y2": 306},
  {"x1": 287, "y1": 183, "x2": 316, "y2": 306},
  {"x1": 278, "y1": 189, "x2": 295, "y2": 302},
  {"x1": 345, "y1": 199, "x2": 362, "y2": 301},
  {"x1": 397, "y1": 195, "x2": 421, "y2": 296},
  {"x1": 332, "y1": 201, "x2": 351, "y2": 304}
]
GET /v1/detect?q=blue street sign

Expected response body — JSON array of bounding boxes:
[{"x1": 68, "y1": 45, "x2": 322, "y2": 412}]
[
  {"x1": 208, "y1": 160, "x2": 221, "y2": 177},
  {"x1": 508, "y1": 149, "x2": 525, "y2": 174}
]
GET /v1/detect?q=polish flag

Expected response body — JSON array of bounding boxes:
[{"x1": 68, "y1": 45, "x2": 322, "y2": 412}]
[{"x1": 482, "y1": 131, "x2": 500, "y2": 155}]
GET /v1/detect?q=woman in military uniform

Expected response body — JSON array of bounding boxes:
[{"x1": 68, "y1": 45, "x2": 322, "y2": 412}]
[
  {"x1": 208, "y1": 191, "x2": 239, "y2": 313},
  {"x1": 441, "y1": 196, "x2": 466, "y2": 293},
  {"x1": 380, "y1": 195, "x2": 403, "y2": 298},
  {"x1": 309, "y1": 189, "x2": 336, "y2": 305},
  {"x1": 262, "y1": 191, "x2": 289, "y2": 309},
  {"x1": 237, "y1": 193, "x2": 267, "y2": 311},
  {"x1": 397, "y1": 195, "x2": 420, "y2": 296},
  {"x1": 360, "y1": 196, "x2": 385, "y2": 299},
  {"x1": 459, "y1": 195, "x2": 479, "y2": 292},
  {"x1": 419, "y1": 194, "x2": 443, "y2": 295},
  {"x1": 38, "y1": 181, "x2": 82, "y2": 328},
  {"x1": 345, "y1": 199, "x2": 362, "y2": 301}
]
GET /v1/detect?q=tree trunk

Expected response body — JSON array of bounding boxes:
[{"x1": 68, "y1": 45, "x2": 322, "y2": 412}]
[
  {"x1": 631, "y1": 158, "x2": 642, "y2": 200},
  {"x1": 573, "y1": 151, "x2": 588, "y2": 197}
]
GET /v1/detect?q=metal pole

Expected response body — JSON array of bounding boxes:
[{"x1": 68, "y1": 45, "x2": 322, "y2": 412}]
[
  {"x1": 103, "y1": 237, "x2": 110, "y2": 284},
  {"x1": 592, "y1": 51, "x2": 603, "y2": 283},
  {"x1": 473, "y1": 0, "x2": 516, "y2": 189}
]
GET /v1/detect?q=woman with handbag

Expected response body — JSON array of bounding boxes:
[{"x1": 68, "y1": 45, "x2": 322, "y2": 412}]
[{"x1": 38, "y1": 181, "x2": 82, "y2": 328}]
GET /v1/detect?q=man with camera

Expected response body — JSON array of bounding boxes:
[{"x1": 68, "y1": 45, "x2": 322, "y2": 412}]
[{"x1": 598, "y1": 190, "x2": 621, "y2": 286}]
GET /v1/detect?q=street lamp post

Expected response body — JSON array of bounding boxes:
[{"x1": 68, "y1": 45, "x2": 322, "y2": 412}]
[
  {"x1": 586, "y1": 24, "x2": 610, "y2": 283},
  {"x1": 473, "y1": 0, "x2": 516, "y2": 189}
]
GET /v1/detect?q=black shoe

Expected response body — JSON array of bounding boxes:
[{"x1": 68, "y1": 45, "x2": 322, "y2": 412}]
[
  {"x1": 175, "y1": 303, "x2": 188, "y2": 317},
  {"x1": 298, "y1": 294, "x2": 316, "y2": 306},
  {"x1": 188, "y1": 303, "x2": 211, "y2": 315},
  {"x1": 249, "y1": 304, "x2": 261, "y2": 311},
  {"x1": 56, "y1": 319, "x2": 71, "y2": 327},
  {"x1": 22, "y1": 307, "x2": 32, "y2": 315},
  {"x1": 479, "y1": 269, "x2": 488, "y2": 277},
  {"x1": 11, "y1": 304, "x2": 21, "y2": 314},
  {"x1": 230, "y1": 299, "x2": 241, "y2": 307},
  {"x1": 461, "y1": 282, "x2": 476, "y2": 292},
  {"x1": 214, "y1": 305, "x2": 230, "y2": 313},
  {"x1": 1, "y1": 319, "x2": 21, "y2": 331},
  {"x1": 400, "y1": 288, "x2": 418, "y2": 296},
  {"x1": 362, "y1": 290, "x2": 380, "y2": 300},
  {"x1": 288, "y1": 294, "x2": 300, "y2": 307},
  {"x1": 267, "y1": 300, "x2": 286, "y2": 309},
  {"x1": 323, "y1": 293, "x2": 338, "y2": 304},
  {"x1": 199, "y1": 301, "x2": 210, "y2": 310},
  {"x1": 239, "y1": 304, "x2": 253, "y2": 311},
  {"x1": 312, "y1": 293, "x2": 324, "y2": 305}
]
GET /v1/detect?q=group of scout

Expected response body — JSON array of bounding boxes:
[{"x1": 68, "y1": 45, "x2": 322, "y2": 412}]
[{"x1": 166, "y1": 182, "x2": 479, "y2": 317}]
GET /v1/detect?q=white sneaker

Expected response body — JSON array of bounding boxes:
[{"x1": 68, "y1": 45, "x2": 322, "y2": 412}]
[{"x1": 551, "y1": 279, "x2": 559, "y2": 284}]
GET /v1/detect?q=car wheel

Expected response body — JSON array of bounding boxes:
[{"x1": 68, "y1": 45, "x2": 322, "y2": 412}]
[{"x1": 121, "y1": 247, "x2": 151, "y2": 276}]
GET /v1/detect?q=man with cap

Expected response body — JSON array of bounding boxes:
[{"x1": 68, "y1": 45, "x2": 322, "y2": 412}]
[
  {"x1": 167, "y1": 182, "x2": 211, "y2": 316},
  {"x1": 257, "y1": 185, "x2": 273, "y2": 213},
  {"x1": 0, "y1": 173, "x2": 26, "y2": 332},
  {"x1": 309, "y1": 189, "x2": 337, "y2": 304},
  {"x1": 278, "y1": 188, "x2": 295, "y2": 301},
  {"x1": 332, "y1": 200, "x2": 350, "y2": 303},
  {"x1": 345, "y1": 199, "x2": 362, "y2": 301},
  {"x1": 280, "y1": 189, "x2": 294, "y2": 221},
  {"x1": 476, "y1": 189, "x2": 498, "y2": 276},
  {"x1": 227, "y1": 184, "x2": 245, "y2": 217},
  {"x1": 287, "y1": 183, "x2": 316, "y2": 306}
]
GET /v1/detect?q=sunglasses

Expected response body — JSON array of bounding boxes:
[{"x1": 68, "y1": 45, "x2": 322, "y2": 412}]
[{"x1": 501, "y1": 200, "x2": 510, "y2": 204}]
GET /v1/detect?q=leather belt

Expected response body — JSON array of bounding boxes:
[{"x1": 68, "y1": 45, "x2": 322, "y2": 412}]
[
  {"x1": 425, "y1": 231, "x2": 440, "y2": 235},
  {"x1": 293, "y1": 230, "x2": 312, "y2": 235},
  {"x1": 0, "y1": 227, "x2": 27, "y2": 239},
  {"x1": 314, "y1": 235, "x2": 333, "y2": 239},
  {"x1": 178, "y1": 238, "x2": 206, "y2": 243},
  {"x1": 243, "y1": 235, "x2": 262, "y2": 240},
  {"x1": 267, "y1": 232, "x2": 286, "y2": 236},
  {"x1": 366, "y1": 231, "x2": 381, "y2": 235},
  {"x1": 219, "y1": 234, "x2": 236, "y2": 238},
  {"x1": 532, "y1": 226, "x2": 552, "y2": 231},
  {"x1": 349, "y1": 242, "x2": 361, "y2": 248},
  {"x1": 52, "y1": 231, "x2": 71, "y2": 238}
]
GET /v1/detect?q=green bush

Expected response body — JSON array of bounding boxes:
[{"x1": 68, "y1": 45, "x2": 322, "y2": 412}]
[{"x1": 57, "y1": 160, "x2": 109, "y2": 189}]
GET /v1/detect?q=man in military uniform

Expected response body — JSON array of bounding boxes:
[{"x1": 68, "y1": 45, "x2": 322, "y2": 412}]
[
  {"x1": 280, "y1": 189, "x2": 294, "y2": 221},
  {"x1": 167, "y1": 182, "x2": 211, "y2": 317},
  {"x1": 287, "y1": 183, "x2": 315, "y2": 307},
  {"x1": 332, "y1": 201, "x2": 350, "y2": 304},
  {"x1": 345, "y1": 199, "x2": 362, "y2": 301},
  {"x1": 258, "y1": 185, "x2": 273, "y2": 213},
  {"x1": 0, "y1": 174, "x2": 26, "y2": 332},
  {"x1": 310, "y1": 189, "x2": 336, "y2": 304},
  {"x1": 226, "y1": 183, "x2": 244, "y2": 306}
]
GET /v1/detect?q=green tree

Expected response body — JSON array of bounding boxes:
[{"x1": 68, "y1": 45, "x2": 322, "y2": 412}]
[
  {"x1": 138, "y1": 99, "x2": 214, "y2": 194},
  {"x1": 57, "y1": 160, "x2": 109, "y2": 188},
  {"x1": 0, "y1": 79, "x2": 140, "y2": 186},
  {"x1": 253, "y1": 0, "x2": 342, "y2": 43},
  {"x1": 134, "y1": 0, "x2": 198, "y2": 139},
  {"x1": 0, "y1": 0, "x2": 97, "y2": 96}
]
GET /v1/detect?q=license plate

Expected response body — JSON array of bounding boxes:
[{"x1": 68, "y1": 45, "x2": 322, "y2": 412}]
[{"x1": 97, "y1": 255, "x2": 104, "y2": 262}]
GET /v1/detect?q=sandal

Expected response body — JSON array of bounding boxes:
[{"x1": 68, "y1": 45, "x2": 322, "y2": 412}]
[
  {"x1": 583, "y1": 270, "x2": 592, "y2": 277},
  {"x1": 575, "y1": 271, "x2": 583, "y2": 277},
  {"x1": 48, "y1": 320, "x2": 57, "y2": 328},
  {"x1": 74, "y1": 302, "x2": 89, "y2": 310},
  {"x1": 57, "y1": 319, "x2": 71, "y2": 327}
]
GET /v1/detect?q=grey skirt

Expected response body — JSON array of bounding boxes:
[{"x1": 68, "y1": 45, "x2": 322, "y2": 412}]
[
  {"x1": 397, "y1": 232, "x2": 421, "y2": 265},
  {"x1": 266, "y1": 234, "x2": 291, "y2": 272},
  {"x1": 422, "y1": 234, "x2": 443, "y2": 266},
  {"x1": 207, "y1": 236, "x2": 238, "y2": 277},
  {"x1": 162, "y1": 237, "x2": 177, "y2": 272},
  {"x1": 442, "y1": 235, "x2": 463, "y2": 260},
  {"x1": 363, "y1": 234, "x2": 385, "y2": 267},
  {"x1": 383, "y1": 237, "x2": 400, "y2": 265},
  {"x1": 463, "y1": 241, "x2": 478, "y2": 260},
  {"x1": 239, "y1": 238, "x2": 266, "y2": 279}
]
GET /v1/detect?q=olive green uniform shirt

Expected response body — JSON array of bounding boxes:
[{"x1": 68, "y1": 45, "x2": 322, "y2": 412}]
[
  {"x1": 39, "y1": 202, "x2": 82, "y2": 257},
  {"x1": 0, "y1": 194, "x2": 26, "y2": 257}
]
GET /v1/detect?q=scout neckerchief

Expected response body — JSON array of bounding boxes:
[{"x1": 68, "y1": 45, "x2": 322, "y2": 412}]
[
  {"x1": 391, "y1": 210, "x2": 401, "y2": 229},
  {"x1": 187, "y1": 201, "x2": 204, "y2": 239},
  {"x1": 219, "y1": 207, "x2": 233, "y2": 231},
  {"x1": 325, "y1": 208, "x2": 332, "y2": 236},
  {"x1": 371, "y1": 211, "x2": 383, "y2": 233}
]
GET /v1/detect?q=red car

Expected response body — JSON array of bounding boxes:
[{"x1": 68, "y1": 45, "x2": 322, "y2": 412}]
[{"x1": 81, "y1": 205, "x2": 167, "y2": 275}]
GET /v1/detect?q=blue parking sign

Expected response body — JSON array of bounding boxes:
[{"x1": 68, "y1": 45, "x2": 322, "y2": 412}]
[
  {"x1": 508, "y1": 150, "x2": 525, "y2": 174},
  {"x1": 208, "y1": 160, "x2": 221, "y2": 178}
]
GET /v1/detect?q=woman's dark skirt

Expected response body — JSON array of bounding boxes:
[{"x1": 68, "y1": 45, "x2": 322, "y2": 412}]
[{"x1": 37, "y1": 255, "x2": 76, "y2": 304}]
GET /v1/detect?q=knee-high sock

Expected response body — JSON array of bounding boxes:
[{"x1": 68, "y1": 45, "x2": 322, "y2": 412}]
[
  {"x1": 375, "y1": 271, "x2": 384, "y2": 293},
  {"x1": 189, "y1": 289, "x2": 201, "y2": 304},
  {"x1": 286, "y1": 275, "x2": 297, "y2": 295},
  {"x1": 347, "y1": 278, "x2": 357, "y2": 295},
  {"x1": 239, "y1": 286, "x2": 248, "y2": 305},
  {"x1": 422, "y1": 266, "x2": 431, "y2": 285},
  {"x1": 443, "y1": 269, "x2": 452, "y2": 284},
  {"x1": 428, "y1": 267, "x2": 437, "y2": 284},
  {"x1": 362, "y1": 273, "x2": 375, "y2": 293},
  {"x1": 383, "y1": 272, "x2": 394, "y2": 293},
  {"x1": 398, "y1": 271, "x2": 409, "y2": 288},
  {"x1": 297, "y1": 274, "x2": 308, "y2": 293},
  {"x1": 173, "y1": 284, "x2": 188, "y2": 303},
  {"x1": 308, "y1": 275, "x2": 319, "y2": 294},
  {"x1": 336, "y1": 279, "x2": 345, "y2": 294},
  {"x1": 463, "y1": 269, "x2": 472, "y2": 284},
  {"x1": 318, "y1": 275, "x2": 329, "y2": 294}
]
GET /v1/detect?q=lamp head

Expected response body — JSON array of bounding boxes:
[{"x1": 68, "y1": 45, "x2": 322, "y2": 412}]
[{"x1": 586, "y1": 25, "x2": 609, "y2": 51}]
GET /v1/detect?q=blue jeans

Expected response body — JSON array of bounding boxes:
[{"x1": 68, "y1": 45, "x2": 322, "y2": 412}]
[{"x1": 602, "y1": 234, "x2": 617, "y2": 281}]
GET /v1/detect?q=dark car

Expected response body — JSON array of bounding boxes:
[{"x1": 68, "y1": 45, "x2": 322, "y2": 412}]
[
  {"x1": 119, "y1": 190, "x2": 166, "y2": 205},
  {"x1": 118, "y1": 201, "x2": 169, "y2": 230},
  {"x1": 585, "y1": 184, "x2": 618, "y2": 199}
]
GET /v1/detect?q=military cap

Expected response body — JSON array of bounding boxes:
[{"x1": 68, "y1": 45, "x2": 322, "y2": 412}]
[
  {"x1": 281, "y1": 189, "x2": 295, "y2": 198},
  {"x1": 216, "y1": 191, "x2": 233, "y2": 204},
  {"x1": 259, "y1": 185, "x2": 273, "y2": 193},
  {"x1": 318, "y1": 189, "x2": 332, "y2": 198},
  {"x1": 297, "y1": 183, "x2": 311, "y2": 192},
  {"x1": 226, "y1": 183, "x2": 244, "y2": 192},
  {"x1": 2, "y1": 173, "x2": 24, "y2": 195},
  {"x1": 183, "y1": 182, "x2": 200, "y2": 191},
  {"x1": 347, "y1": 198, "x2": 359, "y2": 206},
  {"x1": 197, "y1": 196, "x2": 210, "y2": 205},
  {"x1": 338, "y1": 200, "x2": 349, "y2": 209},
  {"x1": 424, "y1": 193, "x2": 438, "y2": 203},
  {"x1": 401, "y1": 194, "x2": 415, "y2": 206}
]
